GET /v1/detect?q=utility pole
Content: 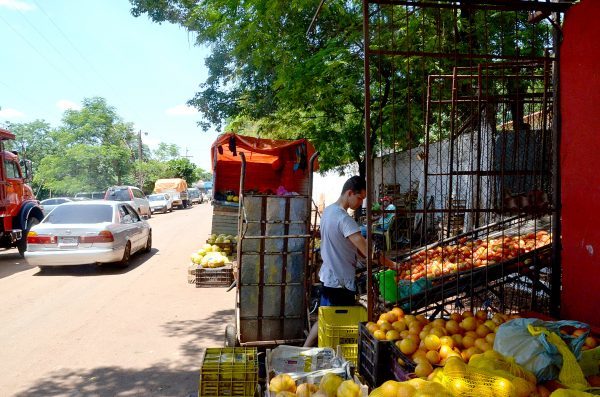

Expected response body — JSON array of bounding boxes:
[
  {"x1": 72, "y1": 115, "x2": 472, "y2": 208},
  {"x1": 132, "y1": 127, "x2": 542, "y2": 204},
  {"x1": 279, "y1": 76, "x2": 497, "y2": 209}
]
[{"x1": 138, "y1": 130, "x2": 147, "y2": 188}]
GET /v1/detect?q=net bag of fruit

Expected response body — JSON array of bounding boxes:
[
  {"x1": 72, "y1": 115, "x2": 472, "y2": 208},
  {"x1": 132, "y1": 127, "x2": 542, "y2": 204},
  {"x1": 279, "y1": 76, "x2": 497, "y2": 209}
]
[{"x1": 494, "y1": 318, "x2": 589, "y2": 385}]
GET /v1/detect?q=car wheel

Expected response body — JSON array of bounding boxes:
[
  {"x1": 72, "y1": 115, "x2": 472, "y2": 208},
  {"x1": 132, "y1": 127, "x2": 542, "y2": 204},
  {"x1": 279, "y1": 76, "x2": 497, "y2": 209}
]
[
  {"x1": 143, "y1": 231, "x2": 152, "y2": 253},
  {"x1": 118, "y1": 241, "x2": 131, "y2": 267},
  {"x1": 18, "y1": 216, "x2": 41, "y2": 257},
  {"x1": 146, "y1": 209, "x2": 151, "y2": 219}
]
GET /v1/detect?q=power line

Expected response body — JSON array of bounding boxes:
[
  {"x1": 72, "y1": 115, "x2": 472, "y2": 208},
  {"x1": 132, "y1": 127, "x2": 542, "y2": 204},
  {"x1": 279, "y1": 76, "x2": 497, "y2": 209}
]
[
  {"x1": 17, "y1": 8, "x2": 85, "y2": 80},
  {"x1": 0, "y1": 12, "x2": 85, "y2": 92},
  {"x1": 31, "y1": 0, "x2": 119, "y2": 95}
]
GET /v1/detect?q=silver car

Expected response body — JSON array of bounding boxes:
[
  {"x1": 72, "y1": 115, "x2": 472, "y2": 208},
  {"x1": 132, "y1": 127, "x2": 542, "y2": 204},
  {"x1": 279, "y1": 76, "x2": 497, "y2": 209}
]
[
  {"x1": 148, "y1": 193, "x2": 173, "y2": 214},
  {"x1": 40, "y1": 197, "x2": 73, "y2": 215},
  {"x1": 25, "y1": 201, "x2": 152, "y2": 269}
]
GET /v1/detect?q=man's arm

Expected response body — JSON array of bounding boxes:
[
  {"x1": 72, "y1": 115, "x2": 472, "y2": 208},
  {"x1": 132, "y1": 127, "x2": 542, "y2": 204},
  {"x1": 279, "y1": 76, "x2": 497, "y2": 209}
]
[{"x1": 347, "y1": 232, "x2": 397, "y2": 268}]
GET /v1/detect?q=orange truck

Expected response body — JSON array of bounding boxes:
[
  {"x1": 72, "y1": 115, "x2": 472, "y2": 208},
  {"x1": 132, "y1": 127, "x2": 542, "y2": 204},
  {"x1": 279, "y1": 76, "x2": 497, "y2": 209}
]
[{"x1": 0, "y1": 127, "x2": 44, "y2": 256}]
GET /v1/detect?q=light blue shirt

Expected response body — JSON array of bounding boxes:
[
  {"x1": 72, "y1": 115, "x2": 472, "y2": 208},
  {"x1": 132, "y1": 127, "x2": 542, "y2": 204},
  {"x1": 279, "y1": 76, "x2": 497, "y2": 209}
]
[
  {"x1": 375, "y1": 203, "x2": 396, "y2": 230},
  {"x1": 319, "y1": 203, "x2": 361, "y2": 291}
]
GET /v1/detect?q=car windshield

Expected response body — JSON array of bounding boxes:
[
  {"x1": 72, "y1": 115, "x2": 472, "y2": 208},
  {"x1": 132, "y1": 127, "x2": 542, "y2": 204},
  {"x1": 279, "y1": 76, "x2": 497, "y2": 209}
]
[
  {"x1": 148, "y1": 195, "x2": 164, "y2": 201},
  {"x1": 44, "y1": 205, "x2": 114, "y2": 224},
  {"x1": 105, "y1": 189, "x2": 130, "y2": 201}
]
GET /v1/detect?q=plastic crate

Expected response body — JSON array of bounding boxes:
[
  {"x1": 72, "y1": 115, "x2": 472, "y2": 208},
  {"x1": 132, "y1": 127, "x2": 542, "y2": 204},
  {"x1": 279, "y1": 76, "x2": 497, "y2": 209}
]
[
  {"x1": 389, "y1": 342, "x2": 416, "y2": 381},
  {"x1": 318, "y1": 306, "x2": 367, "y2": 366},
  {"x1": 193, "y1": 265, "x2": 234, "y2": 288},
  {"x1": 357, "y1": 322, "x2": 393, "y2": 387},
  {"x1": 199, "y1": 347, "x2": 257, "y2": 397}
]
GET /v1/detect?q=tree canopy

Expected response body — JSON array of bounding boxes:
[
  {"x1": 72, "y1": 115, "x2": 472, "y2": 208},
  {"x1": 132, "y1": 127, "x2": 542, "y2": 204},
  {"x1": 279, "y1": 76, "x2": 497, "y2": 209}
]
[
  {"x1": 129, "y1": 1, "x2": 554, "y2": 176},
  {"x1": 6, "y1": 97, "x2": 211, "y2": 198}
]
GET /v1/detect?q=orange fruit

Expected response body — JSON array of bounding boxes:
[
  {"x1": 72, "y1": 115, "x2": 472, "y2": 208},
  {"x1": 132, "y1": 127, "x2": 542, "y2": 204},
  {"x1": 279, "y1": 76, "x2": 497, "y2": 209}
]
[
  {"x1": 475, "y1": 324, "x2": 491, "y2": 338},
  {"x1": 462, "y1": 335, "x2": 475, "y2": 349},
  {"x1": 485, "y1": 333, "x2": 496, "y2": 345},
  {"x1": 450, "y1": 312, "x2": 463, "y2": 322},
  {"x1": 373, "y1": 329, "x2": 387, "y2": 340},
  {"x1": 451, "y1": 334, "x2": 464, "y2": 348},
  {"x1": 431, "y1": 318, "x2": 446, "y2": 329},
  {"x1": 462, "y1": 310, "x2": 474, "y2": 318},
  {"x1": 585, "y1": 336, "x2": 598, "y2": 349},
  {"x1": 392, "y1": 320, "x2": 407, "y2": 332},
  {"x1": 429, "y1": 327, "x2": 446, "y2": 338},
  {"x1": 414, "y1": 361, "x2": 434, "y2": 378},
  {"x1": 439, "y1": 344, "x2": 454, "y2": 359},
  {"x1": 460, "y1": 317, "x2": 477, "y2": 331},
  {"x1": 445, "y1": 320, "x2": 461, "y2": 335},
  {"x1": 484, "y1": 320, "x2": 497, "y2": 331},
  {"x1": 391, "y1": 307, "x2": 405, "y2": 318},
  {"x1": 386, "y1": 330, "x2": 401, "y2": 341},
  {"x1": 424, "y1": 334, "x2": 441, "y2": 351},
  {"x1": 399, "y1": 338, "x2": 418, "y2": 355},
  {"x1": 439, "y1": 336, "x2": 454, "y2": 348},
  {"x1": 379, "y1": 322, "x2": 393, "y2": 332},
  {"x1": 366, "y1": 322, "x2": 379, "y2": 334},
  {"x1": 425, "y1": 350, "x2": 440, "y2": 365},
  {"x1": 475, "y1": 309, "x2": 488, "y2": 321}
]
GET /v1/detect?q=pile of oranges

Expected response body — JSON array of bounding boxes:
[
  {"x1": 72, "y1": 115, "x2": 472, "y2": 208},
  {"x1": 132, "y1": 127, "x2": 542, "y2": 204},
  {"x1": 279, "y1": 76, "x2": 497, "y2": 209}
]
[{"x1": 365, "y1": 307, "x2": 516, "y2": 378}]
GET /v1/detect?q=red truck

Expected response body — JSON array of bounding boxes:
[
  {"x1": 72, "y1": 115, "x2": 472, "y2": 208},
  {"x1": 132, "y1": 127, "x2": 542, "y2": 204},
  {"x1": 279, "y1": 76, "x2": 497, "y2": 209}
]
[{"x1": 0, "y1": 127, "x2": 44, "y2": 256}]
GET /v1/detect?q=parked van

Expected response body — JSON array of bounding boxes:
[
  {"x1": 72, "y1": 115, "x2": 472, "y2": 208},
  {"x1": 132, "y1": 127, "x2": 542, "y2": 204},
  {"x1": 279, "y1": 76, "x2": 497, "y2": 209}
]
[
  {"x1": 104, "y1": 186, "x2": 151, "y2": 218},
  {"x1": 188, "y1": 187, "x2": 203, "y2": 204}
]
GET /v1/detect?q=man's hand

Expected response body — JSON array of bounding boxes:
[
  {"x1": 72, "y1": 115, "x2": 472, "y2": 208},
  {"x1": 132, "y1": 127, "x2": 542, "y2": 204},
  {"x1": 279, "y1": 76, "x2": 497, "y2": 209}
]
[{"x1": 375, "y1": 252, "x2": 397, "y2": 269}]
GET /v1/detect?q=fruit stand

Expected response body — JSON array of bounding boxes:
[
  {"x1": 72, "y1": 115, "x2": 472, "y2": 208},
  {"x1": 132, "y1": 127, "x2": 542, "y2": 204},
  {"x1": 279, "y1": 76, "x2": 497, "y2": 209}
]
[{"x1": 195, "y1": 1, "x2": 600, "y2": 396}]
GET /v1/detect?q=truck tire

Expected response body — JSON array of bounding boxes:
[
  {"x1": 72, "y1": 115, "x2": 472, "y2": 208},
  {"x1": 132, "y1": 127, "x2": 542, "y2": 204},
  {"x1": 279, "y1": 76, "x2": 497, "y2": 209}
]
[{"x1": 17, "y1": 216, "x2": 41, "y2": 257}]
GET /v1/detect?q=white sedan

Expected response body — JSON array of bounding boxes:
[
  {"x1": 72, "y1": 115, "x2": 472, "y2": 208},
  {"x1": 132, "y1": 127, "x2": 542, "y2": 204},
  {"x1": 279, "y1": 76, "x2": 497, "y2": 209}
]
[{"x1": 25, "y1": 201, "x2": 152, "y2": 269}]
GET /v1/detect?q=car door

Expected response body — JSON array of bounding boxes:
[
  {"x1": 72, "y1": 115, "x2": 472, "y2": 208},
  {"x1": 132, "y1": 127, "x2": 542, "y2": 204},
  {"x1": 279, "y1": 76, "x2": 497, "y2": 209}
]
[
  {"x1": 132, "y1": 188, "x2": 148, "y2": 216},
  {"x1": 123, "y1": 204, "x2": 145, "y2": 251}
]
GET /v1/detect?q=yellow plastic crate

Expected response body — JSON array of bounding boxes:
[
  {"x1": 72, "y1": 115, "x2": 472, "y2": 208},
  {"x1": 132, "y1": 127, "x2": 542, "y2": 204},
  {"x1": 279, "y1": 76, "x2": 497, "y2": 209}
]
[
  {"x1": 318, "y1": 306, "x2": 367, "y2": 366},
  {"x1": 199, "y1": 347, "x2": 257, "y2": 397}
]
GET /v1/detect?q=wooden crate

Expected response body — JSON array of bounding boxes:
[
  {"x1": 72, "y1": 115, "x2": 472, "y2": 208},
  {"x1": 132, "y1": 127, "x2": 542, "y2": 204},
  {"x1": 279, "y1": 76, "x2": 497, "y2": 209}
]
[{"x1": 211, "y1": 204, "x2": 239, "y2": 236}]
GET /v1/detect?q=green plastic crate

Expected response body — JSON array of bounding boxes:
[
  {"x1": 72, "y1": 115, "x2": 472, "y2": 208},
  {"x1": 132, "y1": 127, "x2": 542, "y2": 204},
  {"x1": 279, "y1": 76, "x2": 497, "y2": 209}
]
[{"x1": 199, "y1": 347, "x2": 257, "y2": 397}]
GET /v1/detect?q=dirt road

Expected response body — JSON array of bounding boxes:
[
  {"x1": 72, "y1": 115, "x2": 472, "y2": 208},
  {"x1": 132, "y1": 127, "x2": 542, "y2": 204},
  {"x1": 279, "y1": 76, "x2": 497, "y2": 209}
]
[{"x1": 0, "y1": 203, "x2": 234, "y2": 396}]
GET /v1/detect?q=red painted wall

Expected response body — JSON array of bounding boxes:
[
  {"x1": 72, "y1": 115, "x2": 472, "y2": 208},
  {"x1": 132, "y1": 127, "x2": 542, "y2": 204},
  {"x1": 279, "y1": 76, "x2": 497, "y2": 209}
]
[{"x1": 560, "y1": 0, "x2": 600, "y2": 327}]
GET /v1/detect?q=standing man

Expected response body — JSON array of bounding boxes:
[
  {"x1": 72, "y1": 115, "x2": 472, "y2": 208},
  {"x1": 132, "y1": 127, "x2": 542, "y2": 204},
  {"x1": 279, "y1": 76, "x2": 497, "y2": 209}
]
[{"x1": 304, "y1": 176, "x2": 395, "y2": 347}]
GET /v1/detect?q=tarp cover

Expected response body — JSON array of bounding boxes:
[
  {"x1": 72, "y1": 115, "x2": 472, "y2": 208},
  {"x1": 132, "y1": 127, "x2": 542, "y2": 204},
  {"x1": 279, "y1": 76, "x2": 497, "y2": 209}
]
[
  {"x1": 153, "y1": 178, "x2": 188, "y2": 193},
  {"x1": 210, "y1": 133, "x2": 318, "y2": 196}
]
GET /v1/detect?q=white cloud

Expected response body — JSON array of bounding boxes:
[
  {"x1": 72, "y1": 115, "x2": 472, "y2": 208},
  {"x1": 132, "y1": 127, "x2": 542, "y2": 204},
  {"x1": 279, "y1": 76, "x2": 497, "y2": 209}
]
[
  {"x1": 0, "y1": 0, "x2": 35, "y2": 11},
  {"x1": 165, "y1": 104, "x2": 198, "y2": 116},
  {"x1": 56, "y1": 100, "x2": 81, "y2": 111},
  {"x1": 0, "y1": 107, "x2": 25, "y2": 119}
]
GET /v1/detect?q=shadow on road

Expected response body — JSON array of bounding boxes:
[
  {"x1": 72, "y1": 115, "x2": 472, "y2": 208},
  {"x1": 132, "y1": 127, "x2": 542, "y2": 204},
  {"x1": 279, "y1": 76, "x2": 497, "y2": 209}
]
[
  {"x1": 14, "y1": 364, "x2": 197, "y2": 397},
  {"x1": 162, "y1": 309, "x2": 235, "y2": 359},
  {"x1": 0, "y1": 250, "x2": 35, "y2": 279},
  {"x1": 31, "y1": 248, "x2": 160, "y2": 277}
]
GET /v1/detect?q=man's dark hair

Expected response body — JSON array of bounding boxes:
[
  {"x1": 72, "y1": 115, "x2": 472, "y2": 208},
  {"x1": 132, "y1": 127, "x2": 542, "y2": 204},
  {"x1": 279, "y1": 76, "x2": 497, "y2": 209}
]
[{"x1": 341, "y1": 176, "x2": 366, "y2": 195}]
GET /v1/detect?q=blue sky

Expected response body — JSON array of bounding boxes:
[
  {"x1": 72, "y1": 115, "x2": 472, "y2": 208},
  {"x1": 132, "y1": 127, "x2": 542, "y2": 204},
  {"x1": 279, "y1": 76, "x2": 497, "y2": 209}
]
[{"x1": 0, "y1": 0, "x2": 220, "y2": 171}]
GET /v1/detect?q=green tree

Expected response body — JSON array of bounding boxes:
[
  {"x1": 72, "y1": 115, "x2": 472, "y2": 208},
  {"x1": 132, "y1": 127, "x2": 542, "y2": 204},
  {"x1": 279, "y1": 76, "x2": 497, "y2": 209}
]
[
  {"x1": 130, "y1": 2, "x2": 554, "y2": 175},
  {"x1": 153, "y1": 142, "x2": 180, "y2": 161},
  {"x1": 35, "y1": 97, "x2": 137, "y2": 193},
  {"x1": 163, "y1": 158, "x2": 197, "y2": 184},
  {"x1": 194, "y1": 168, "x2": 212, "y2": 183}
]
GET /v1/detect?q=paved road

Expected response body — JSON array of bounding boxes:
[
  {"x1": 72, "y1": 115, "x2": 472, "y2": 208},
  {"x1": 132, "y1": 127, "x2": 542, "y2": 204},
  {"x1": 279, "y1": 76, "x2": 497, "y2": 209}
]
[{"x1": 0, "y1": 203, "x2": 235, "y2": 397}]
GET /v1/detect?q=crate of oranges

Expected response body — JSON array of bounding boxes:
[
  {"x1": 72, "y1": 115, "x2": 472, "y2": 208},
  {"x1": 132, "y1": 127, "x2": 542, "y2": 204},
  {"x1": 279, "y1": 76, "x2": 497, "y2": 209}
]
[{"x1": 362, "y1": 307, "x2": 513, "y2": 380}]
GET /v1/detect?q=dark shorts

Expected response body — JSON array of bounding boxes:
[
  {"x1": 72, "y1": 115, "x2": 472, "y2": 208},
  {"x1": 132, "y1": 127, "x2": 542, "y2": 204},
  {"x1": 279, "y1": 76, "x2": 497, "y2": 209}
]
[{"x1": 320, "y1": 286, "x2": 357, "y2": 306}]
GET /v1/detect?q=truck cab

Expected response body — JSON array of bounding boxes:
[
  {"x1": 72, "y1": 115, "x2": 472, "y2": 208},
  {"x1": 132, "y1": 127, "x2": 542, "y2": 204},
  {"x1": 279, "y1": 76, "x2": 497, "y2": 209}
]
[{"x1": 0, "y1": 128, "x2": 44, "y2": 256}]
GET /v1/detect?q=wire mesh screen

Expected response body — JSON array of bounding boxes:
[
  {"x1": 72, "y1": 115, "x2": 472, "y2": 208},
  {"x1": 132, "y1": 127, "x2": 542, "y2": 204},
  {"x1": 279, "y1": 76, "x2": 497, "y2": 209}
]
[{"x1": 364, "y1": 1, "x2": 571, "y2": 319}]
